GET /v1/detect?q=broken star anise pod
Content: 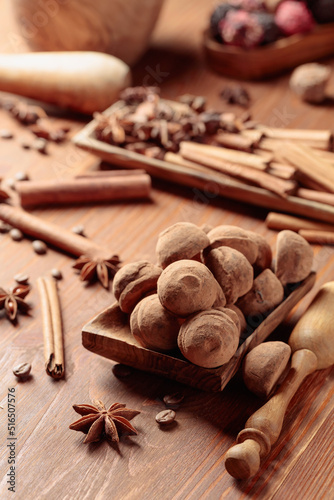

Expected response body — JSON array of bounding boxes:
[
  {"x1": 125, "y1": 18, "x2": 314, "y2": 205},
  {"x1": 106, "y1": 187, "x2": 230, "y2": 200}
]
[
  {"x1": 0, "y1": 284, "x2": 31, "y2": 321},
  {"x1": 69, "y1": 400, "x2": 140, "y2": 444},
  {"x1": 73, "y1": 255, "x2": 121, "y2": 289}
]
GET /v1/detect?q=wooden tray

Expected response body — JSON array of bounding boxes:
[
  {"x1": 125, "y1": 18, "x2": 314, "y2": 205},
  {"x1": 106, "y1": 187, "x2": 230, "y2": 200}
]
[
  {"x1": 82, "y1": 272, "x2": 315, "y2": 392},
  {"x1": 72, "y1": 105, "x2": 334, "y2": 225},
  {"x1": 203, "y1": 24, "x2": 334, "y2": 80}
]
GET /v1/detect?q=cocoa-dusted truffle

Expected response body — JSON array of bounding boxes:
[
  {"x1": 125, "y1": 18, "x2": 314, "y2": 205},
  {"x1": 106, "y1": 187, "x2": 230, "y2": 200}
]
[
  {"x1": 274, "y1": 230, "x2": 313, "y2": 286},
  {"x1": 237, "y1": 268, "x2": 284, "y2": 317},
  {"x1": 157, "y1": 259, "x2": 225, "y2": 317},
  {"x1": 204, "y1": 246, "x2": 253, "y2": 304},
  {"x1": 178, "y1": 309, "x2": 239, "y2": 368},
  {"x1": 207, "y1": 225, "x2": 258, "y2": 264},
  {"x1": 156, "y1": 222, "x2": 210, "y2": 269},
  {"x1": 246, "y1": 230, "x2": 273, "y2": 273},
  {"x1": 130, "y1": 294, "x2": 180, "y2": 352},
  {"x1": 113, "y1": 260, "x2": 162, "y2": 313}
]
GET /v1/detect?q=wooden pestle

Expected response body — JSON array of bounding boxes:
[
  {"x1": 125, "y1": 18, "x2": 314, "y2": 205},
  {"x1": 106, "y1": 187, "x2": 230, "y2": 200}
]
[{"x1": 225, "y1": 281, "x2": 334, "y2": 480}]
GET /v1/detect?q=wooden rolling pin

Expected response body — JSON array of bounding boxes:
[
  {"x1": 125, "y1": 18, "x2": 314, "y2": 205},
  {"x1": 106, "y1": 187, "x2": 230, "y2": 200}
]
[
  {"x1": 0, "y1": 52, "x2": 131, "y2": 114},
  {"x1": 225, "y1": 282, "x2": 334, "y2": 480}
]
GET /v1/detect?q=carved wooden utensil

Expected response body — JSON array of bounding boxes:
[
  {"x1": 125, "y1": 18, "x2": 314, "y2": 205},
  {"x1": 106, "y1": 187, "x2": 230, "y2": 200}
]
[{"x1": 225, "y1": 281, "x2": 334, "y2": 480}]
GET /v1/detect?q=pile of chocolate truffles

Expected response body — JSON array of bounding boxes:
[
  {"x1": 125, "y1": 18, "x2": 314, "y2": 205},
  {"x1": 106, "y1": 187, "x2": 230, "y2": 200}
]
[{"x1": 112, "y1": 223, "x2": 313, "y2": 369}]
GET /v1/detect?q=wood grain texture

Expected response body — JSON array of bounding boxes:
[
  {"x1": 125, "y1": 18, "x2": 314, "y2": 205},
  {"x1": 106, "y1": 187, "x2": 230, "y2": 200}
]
[{"x1": 0, "y1": 0, "x2": 333, "y2": 499}]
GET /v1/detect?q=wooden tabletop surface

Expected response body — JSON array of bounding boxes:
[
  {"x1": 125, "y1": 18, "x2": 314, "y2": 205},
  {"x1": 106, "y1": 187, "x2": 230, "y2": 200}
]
[{"x1": 0, "y1": 1, "x2": 333, "y2": 499}]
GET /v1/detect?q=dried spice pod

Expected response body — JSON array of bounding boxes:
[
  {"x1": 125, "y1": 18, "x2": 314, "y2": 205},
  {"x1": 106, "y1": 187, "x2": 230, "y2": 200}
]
[
  {"x1": 157, "y1": 259, "x2": 225, "y2": 317},
  {"x1": 178, "y1": 309, "x2": 239, "y2": 368},
  {"x1": 275, "y1": 230, "x2": 314, "y2": 286},
  {"x1": 130, "y1": 294, "x2": 180, "y2": 352},
  {"x1": 113, "y1": 260, "x2": 162, "y2": 313},
  {"x1": 246, "y1": 230, "x2": 272, "y2": 274},
  {"x1": 207, "y1": 225, "x2": 258, "y2": 265},
  {"x1": 242, "y1": 341, "x2": 291, "y2": 399},
  {"x1": 237, "y1": 268, "x2": 284, "y2": 317},
  {"x1": 204, "y1": 246, "x2": 253, "y2": 304},
  {"x1": 156, "y1": 222, "x2": 210, "y2": 269}
]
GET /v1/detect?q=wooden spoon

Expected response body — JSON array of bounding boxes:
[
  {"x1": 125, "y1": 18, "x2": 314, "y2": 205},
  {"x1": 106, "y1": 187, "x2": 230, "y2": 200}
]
[{"x1": 224, "y1": 281, "x2": 334, "y2": 480}]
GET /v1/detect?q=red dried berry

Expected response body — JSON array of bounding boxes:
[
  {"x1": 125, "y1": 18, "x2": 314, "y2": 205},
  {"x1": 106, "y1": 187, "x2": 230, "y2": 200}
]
[
  {"x1": 220, "y1": 10, "x2": 264, "y2": 48},
  {"x1": 275, "y1": 1, "x2": 315, "y2": 36}
]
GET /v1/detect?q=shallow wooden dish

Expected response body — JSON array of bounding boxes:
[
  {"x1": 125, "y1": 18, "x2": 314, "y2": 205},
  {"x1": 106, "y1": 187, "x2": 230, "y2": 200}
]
[
  {"x1": 82, "y1": 272, "x2": 315, "y2": 392},
  {"x1": 203, "y1": 24, "x2": 334, "y2": 80}
]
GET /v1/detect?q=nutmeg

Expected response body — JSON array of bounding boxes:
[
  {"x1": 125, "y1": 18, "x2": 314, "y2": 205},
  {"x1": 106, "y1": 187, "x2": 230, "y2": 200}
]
[
  {"x1": 237, "y1": 268, "x2": 284, "y2": 317},
  {"x1": 156, "y1": 222, "x2": 210, "y2": 269},
  {"x1": 274, "y1": 230, "x2": 314, "y2": 286},
  {"x1": 206, "y1": 225, "x2": 258, "y2": 264},
  {"x1": 157, "y1": 259, "x2": 225, "y2": 317},
  {"x1": 204, "y1": 246, "x2": 253, "y2": 304},
  {"x1": 130, "y1": 294, "x2": 179, "y2": 352},
  {"x1": 113, "y1": 260, "x2": 162, "y2": 313},
  {"x1": 177, "y1": 309, "x2": 239, "y2": 368}
]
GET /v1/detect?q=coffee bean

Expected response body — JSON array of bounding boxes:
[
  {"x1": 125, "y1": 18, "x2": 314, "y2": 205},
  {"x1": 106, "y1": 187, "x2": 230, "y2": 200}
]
[
  {"x1": 163, "y1": 393, "x2": 184, "y2": 408},
  {"x1": 51, "y1": 268, "x2": 63, "y2": 280},
  {"x1": 13, "y1": 362, "x2": 31, "y2": 379},
  {"x1": 71, "y1": 225, "x2": 85, "y2": 236},
  {"x1": 6, "y1": 178, "x2": 16, "y2": 190},
  {"x1": 14, "y1": 273, "x2": 30, "y2": 285},
  {"x1": 155, "y1": 409, "x2": 176, "y2": 425},
  {"x1": 112, "y1": 363, "x2": 132, "y2": 378},
  {"x1": 33, "y1": 138, "x2": 48, "y2": 154},
  {"x1": 15, "y1": 171, "x2": 29, "y2": 181},
  {"x1": 0, "y1": 129, "x2": 13, "y2": 139},
  {"x1": 0, "y1": 221, "x2": 12, "y2": 233},
  {"x1": 32, "y1": 240, "x2": 47, "y2": 255},
  {"x1": 10, "y1": 228, "x2": 23, "y2": 241}
]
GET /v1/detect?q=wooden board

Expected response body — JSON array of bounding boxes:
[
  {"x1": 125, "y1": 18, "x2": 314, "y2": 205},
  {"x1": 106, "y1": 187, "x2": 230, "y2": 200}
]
[
  {"x1": 72, "y1": 105, "x2": 334, "y2": 225},
  {"x1": 82, "y1": 272, "x2": 316, "y2": 392},
  {"x1": 203, "y1": 24, "x2": 334, "y2": 80}
]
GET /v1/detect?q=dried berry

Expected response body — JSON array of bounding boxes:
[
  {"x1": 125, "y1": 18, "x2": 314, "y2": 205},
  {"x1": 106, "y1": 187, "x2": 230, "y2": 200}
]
[
  {"x1": 254, "y1": 12, "x2": 282, "y2": 45},
  {"x1": 275, "y1": 1, "x2": 315, "y2": 36},
  {"x1": 220, "y1": 10, "x2": 265, "y2": 48},
  {"x1": 210, "y1": 3, "x2": 237, "y2": 41}
]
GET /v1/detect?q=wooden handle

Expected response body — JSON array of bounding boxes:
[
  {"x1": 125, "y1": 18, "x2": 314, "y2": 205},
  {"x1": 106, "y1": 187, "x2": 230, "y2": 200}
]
[{"x1": 225, "y1": 349, "x2": 318, "y2": 479}]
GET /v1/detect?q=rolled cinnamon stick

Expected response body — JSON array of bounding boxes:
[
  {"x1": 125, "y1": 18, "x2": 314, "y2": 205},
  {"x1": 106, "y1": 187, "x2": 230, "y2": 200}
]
[
  {"x1": 75, "y1": 169, "x2": 146, "y2": 179},
  {"x1": 265, "y1": 212, "x2": 334, "y2": 232},
  {"x1": 298, "y1": 229, "x2": 334, "y2": 245},
  {"x1": 16, "y1": 174, "x2": 151, "y2": 207},
  {"x1": 297, "y1": 188, "x2": 334, "y2": 207},
  {"x1": 0, "y1": 204, "x2": 108, "y2": 259}
]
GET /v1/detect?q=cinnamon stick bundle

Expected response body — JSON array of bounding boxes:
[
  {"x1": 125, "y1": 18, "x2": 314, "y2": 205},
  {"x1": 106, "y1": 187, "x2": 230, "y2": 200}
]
[
  {"x1": 37, "y1": 276, "x2": 64, "y2": 379},
  {"x1": 180, "y1": 141, "x2": 270, "y2": 171},
  {"x1": 16, "y1": 173, "x2": 151, "y2": 207},
  {"x1": 180, "y1": 147, "x2": 297, "y2": 197}
]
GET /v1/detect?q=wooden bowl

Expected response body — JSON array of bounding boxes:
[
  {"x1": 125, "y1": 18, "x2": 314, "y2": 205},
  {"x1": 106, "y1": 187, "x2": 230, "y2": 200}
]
[
  {"x1": 82, "y1": 272, "x2": 315, "y2": 392},
  {"x1": 203, "y1": 24, "x2": 334, "y2": 80}
]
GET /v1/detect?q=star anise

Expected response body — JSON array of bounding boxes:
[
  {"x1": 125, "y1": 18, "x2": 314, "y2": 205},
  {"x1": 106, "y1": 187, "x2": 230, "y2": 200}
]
[
  {"x1": 73, "y1": 255, "x2": 121, "y2": 289},
  {"x1": 0, "y1": 284, "x2": 31, "y2": 321},
  {"x1": 69, "y1": 400, "x2": 140, "y2": 444}
]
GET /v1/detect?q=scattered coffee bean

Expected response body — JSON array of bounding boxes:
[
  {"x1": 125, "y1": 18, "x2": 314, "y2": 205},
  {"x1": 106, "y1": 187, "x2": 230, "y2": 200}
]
[
  {"x1": 13, "y1": 362, "x2": 31, "y2": 379},
  {"x1": 155, "y1": 409, "x2": 176, "y2": 425},
  {"x1": 32, "y1": 138, "x2": 48, "y2": 154},
  {"x1": 71, "y1": 224, "x2": 85, "y2": 236},
  {"x1": 163, "y1": 393, "x2": 184, "y2": 408},
  {"x1": 0, "y1": 129, "x2": 13, "y2": 139},
  {"x1": 6, "y1": 178, "x2": 16, "y2": 190},
  {"x1": 0, "y1": 221, "x2": 12, "y2": 233},
  {"x1": 32, "y1": 239, "x2": 47, "y2": 255},
  {"x1": 10, "y1": 228, "x2": 23, "y2": 241},
  {"x1": 15, "y1": 171, "x2": 29, "y2": 181},
  {"x1": 51, "y1": 268, "x2": 63, "y2": 280},
  {"x1": 20, "y1": 140, "x2": 31, "y2": 150},
  {"x1": 112, "y1": 363, "x2": 133, "y2": 378},
  {"x1": 14, "y1": 273, "x2": 30, "y2": 285}
]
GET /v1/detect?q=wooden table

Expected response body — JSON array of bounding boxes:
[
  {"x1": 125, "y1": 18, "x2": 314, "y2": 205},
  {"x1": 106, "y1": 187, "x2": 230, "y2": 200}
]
[{"x1": 0, "y1": 1, "x2": 333, "y2": 498}]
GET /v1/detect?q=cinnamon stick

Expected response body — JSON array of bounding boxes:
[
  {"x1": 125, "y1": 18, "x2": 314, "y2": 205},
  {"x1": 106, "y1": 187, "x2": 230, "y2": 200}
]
[
  {"x1": 280, "y1": 142, "x2": 334, "y2": 193},
  {"x1": 0, "y1": 204, "x2": 108, "y2": 259},
  {"x1": 258, "y1": 127, "x2": 333, "y2": 150},
  {"x1": 180, "y1": 147, "x2": 297, "y2": 197},
  {"x1": 297, "y1": 187, "x2": 334, "y2": 207},
  {"x1": 265, "y1": 212, "x2": 334, "y2": 232},
  {"x1": 16, "y1": 174, "x2": 151, "y2": 207},
  {"x1": 298, "y1": 229, "x2": 334, "y2": 245},
  {"x1": 37, "y1": 276, "x2": 64, "y2": 379},
  {"x1": 180, "y1": 141, "x2": 270, "y2": 171},
  {"x1": 213, "y1": 132, "x2": 256, "y2": 152},
  {"x1": 268, "y1": 162, "x2": 296, "y2": 180},
  {"x1": 75, "y1": 169, "x2": 147, "y2": 179}
]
